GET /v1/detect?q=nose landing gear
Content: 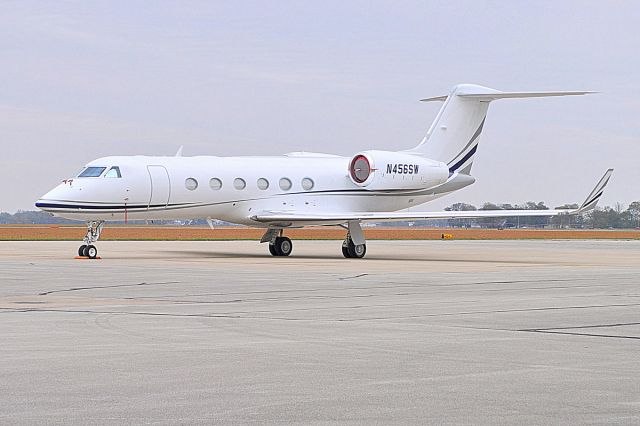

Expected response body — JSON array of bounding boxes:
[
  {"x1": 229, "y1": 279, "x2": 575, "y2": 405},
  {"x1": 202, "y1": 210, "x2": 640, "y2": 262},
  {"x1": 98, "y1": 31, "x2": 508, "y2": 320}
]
[{"x1": 77, "y1": 220, "x2": 104, "y2": 259}]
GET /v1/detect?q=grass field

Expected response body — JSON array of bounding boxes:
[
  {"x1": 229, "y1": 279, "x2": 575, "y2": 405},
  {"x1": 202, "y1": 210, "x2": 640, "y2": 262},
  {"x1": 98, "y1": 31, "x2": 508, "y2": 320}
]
[{"x1": 1, "y1": 225, "x2": 639, "y2": 241}]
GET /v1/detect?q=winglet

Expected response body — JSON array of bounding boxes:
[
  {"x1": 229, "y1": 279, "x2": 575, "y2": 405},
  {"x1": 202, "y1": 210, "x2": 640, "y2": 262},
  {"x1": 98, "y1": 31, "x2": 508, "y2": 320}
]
[{"x1": 573, "y1": 169, "x2": 614, "y2": 214}]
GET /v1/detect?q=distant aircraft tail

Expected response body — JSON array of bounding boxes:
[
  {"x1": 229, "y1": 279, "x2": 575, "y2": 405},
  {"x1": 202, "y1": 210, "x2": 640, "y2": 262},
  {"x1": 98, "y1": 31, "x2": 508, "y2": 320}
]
[{"x1": 405, "y1": 84, "x2": 593, "y2": 175}]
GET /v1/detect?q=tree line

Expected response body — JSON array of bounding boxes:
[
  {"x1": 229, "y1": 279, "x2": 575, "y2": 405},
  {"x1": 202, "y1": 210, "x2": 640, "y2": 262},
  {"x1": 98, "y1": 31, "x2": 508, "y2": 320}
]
[
  {"x1": 443, "y1": 201, "x2": 640, "y2": 229},
  {"x1": 1, "y1": 202, "x2": 640, "y2": 228}
]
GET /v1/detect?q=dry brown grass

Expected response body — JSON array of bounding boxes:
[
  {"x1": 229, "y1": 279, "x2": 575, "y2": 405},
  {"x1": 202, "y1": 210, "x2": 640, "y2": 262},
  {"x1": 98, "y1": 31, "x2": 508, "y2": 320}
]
[{"x1": 1, "y1": 225, "x2": 639, "y2": 241}]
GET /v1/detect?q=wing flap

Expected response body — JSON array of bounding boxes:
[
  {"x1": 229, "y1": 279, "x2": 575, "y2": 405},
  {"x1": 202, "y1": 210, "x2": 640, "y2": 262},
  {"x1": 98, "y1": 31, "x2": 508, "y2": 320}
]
[
  {"x1": 251, "y1": 209, "x2": 572, "y2": 224},
  {"x1": 251, "y1": 169, "x2": 613, "y2": 225}
]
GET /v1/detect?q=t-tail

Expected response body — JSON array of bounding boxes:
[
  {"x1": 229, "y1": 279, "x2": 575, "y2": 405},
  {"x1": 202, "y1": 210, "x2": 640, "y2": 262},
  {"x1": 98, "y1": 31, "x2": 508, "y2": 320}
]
[{"x1": 405, "y1": 84, "x2": 593, "y2": 175}]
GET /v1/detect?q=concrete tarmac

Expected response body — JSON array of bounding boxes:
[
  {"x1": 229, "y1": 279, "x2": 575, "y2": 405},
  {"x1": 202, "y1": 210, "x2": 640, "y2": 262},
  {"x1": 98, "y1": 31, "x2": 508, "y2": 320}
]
[{"x1": 1, "y1": 240, "x2": 639, "y2": 424}]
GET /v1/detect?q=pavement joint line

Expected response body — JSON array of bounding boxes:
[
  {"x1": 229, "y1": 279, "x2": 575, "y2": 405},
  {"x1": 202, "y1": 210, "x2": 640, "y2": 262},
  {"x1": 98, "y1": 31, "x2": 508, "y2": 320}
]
[
  {"x1": 7, "y1": 302, "x2": 640, "y2": 323},
  {"x1": 3, "y1": 308, "x2": 248, "y2": 319},
  {"x1": 116, "y1": 284, "x2": 628, "y2": 301},
  {"x1": 113, "y1": 289, "x2": 636, "y2": 305},
  {"x1": 517, "y1": 329, "x2": 640, "y2": 340},
  {"x1": 89, "y1": 277, "x2": 618, "y2": 298}
]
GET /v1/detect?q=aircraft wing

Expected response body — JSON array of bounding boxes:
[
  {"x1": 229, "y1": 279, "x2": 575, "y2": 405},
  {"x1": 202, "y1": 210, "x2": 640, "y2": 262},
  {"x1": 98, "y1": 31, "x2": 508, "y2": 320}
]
[{"x1": 251, "y1": 169, "x2": 613, "y2": 225}]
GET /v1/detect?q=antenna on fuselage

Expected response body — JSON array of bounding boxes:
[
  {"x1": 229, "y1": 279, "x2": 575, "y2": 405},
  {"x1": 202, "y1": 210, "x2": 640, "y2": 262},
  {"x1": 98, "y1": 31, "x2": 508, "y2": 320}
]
[{"x1": 175, "y1": 145, "x2": 184, "y2": 157}]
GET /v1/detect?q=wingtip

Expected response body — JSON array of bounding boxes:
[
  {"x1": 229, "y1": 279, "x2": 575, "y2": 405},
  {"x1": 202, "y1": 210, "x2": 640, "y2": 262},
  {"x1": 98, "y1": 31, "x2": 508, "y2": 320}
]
[{"x1": 575, "y1": 168, "x2": 614, "y2": 214}]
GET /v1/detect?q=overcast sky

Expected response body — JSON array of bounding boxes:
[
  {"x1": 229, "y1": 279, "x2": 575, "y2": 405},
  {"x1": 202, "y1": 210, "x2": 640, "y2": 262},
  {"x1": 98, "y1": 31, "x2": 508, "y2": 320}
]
[{"x1": 1, "y1": 1, "x2": 638, "y2": 213}]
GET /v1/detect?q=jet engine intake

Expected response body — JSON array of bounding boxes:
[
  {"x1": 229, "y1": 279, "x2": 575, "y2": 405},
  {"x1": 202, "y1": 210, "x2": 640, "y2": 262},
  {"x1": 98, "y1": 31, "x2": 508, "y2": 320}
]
[{"x1": 348, "y1": 150, "x2": 449, "y2": 191}]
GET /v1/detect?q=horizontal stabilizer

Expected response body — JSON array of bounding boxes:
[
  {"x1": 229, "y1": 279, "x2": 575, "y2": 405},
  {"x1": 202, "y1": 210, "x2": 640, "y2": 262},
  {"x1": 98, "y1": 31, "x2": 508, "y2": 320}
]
[
  {"x1": 421, "y1": 89, "x2": 594, "y2": 103},
  {"x1": 420, "y1": 95, "x2": 448, "y2": 102},
  {"x1": 458, "y1": 91, "x2": 595, "y2": 101}
]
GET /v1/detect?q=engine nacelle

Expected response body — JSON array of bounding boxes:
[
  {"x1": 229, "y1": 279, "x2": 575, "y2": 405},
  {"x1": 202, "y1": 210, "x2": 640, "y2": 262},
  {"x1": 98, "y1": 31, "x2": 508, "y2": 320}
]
[{"x1": 349, "y1": 150, "x2": 449, "y2": 190}]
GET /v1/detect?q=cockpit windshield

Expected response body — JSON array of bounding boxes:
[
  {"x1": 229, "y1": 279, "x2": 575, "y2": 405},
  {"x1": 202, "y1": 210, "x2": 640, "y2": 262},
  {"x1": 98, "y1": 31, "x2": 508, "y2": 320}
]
[
  {"x1": 104, "y1": 166, "x2": 121, "y2": 178},
  {"x1": 78, "y1": 167, "x2": 106, "y2": 177}
]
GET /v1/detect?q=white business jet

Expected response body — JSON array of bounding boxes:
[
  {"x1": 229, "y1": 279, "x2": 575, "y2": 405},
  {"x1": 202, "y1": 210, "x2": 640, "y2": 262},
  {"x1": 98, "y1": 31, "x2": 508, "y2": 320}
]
[{"x1": 37, "y1": 84, "x2": 613, "y2": 259}]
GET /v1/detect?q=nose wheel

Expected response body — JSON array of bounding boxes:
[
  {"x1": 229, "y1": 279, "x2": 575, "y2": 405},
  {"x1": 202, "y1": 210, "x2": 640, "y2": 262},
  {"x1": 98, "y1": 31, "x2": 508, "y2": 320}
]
[
  {"x1": 77, "y1": 243, "x2": 99, "y2": 259},
  {"x1": 77, "y1": 221, "x2": 104, "y2": 259},
  {"x1": 78, "y1": 244, "x2": 98, "y2": 259}
]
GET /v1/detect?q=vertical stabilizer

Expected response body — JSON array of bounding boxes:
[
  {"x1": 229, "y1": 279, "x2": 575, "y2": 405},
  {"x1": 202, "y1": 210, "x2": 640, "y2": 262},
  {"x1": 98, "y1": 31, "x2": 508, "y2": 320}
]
[
  {"x1": 406, "y1": 84, "x2": 493, "y2": 175},
  {"x1": 406, "y1": 84, "x2": 592, "y2": 175}
]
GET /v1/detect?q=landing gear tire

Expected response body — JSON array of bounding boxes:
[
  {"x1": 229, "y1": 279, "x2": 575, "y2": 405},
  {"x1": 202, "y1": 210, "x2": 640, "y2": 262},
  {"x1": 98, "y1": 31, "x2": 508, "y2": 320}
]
[
  {"x1": 84, "y1": 245, "x2": 98, "y2": 259},
  {"x1": 272, "y1": 236, "x2": 292, "y2": 256},
  {"x1": 348, "y1": 242, "x2": 366, "y2": 259},
  {"x1": 78, "y1": 221, "x2": 104, "y2": 259},
  {"x1": 343, "y1": 239, "x2": 366, "y2": 259},
  {"x1": 269, "y1": 243, "x2": 278, "y2": 256}
]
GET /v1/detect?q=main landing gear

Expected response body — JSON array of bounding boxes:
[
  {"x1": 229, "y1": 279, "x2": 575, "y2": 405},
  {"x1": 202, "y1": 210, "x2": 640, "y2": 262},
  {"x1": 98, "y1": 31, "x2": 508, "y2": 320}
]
[
  {"x1": 260, "y1": 220, "x2": 367, "y2": 258},
  {"x1": 78, "y1": 220, "x2": 104, "y2": 259},
  {"x1": 341, "y1": 220, "x2": 366, "y2": 259},
  {"x1": 269, "y1": 236, "x2": 293, "y2": 256},
  {"x1": 342, "y1": 236, "x2": 366, "y2": 259},
  {"x1": 262, "y1": 228, "x2": 293, "y2": 256}
]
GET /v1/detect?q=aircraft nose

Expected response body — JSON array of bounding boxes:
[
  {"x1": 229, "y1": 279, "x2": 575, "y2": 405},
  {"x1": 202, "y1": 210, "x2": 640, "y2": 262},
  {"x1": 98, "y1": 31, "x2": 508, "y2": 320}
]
[
  {"x1": 35, "y1": 182, "x2": 73, "y2": 211},
  {"x1": 35, "y1": 189, "x2": 57, "y2": 212}
]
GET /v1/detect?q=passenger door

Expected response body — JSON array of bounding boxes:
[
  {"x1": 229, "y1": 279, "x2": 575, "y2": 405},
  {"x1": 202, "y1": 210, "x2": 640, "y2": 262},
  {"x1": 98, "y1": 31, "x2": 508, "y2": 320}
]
[{"x1": 147, "y1": 165, "x2": 170, "y2": 209}]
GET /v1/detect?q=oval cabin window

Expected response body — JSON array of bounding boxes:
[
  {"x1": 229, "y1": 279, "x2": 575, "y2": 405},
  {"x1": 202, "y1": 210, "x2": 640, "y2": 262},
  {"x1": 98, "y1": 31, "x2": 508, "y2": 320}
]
[
  {"x1": 185, "y1": 178, "x2": 198, "y2": 191},
  {"x1": 233, "y1": 178, "x2": 246, "y2": 190},
  {"x1": 301, "y1": 177, "x2": 314, "y2": 190},
  {"x1": 279, "y1": 178, "x2": 292, "y2": 191},
  {"x1": 209, "y1": 178, "x2": 222, "y2": 190},
  {"x1": 257, "y1": 178, "x2": 269, "y2": 190}
]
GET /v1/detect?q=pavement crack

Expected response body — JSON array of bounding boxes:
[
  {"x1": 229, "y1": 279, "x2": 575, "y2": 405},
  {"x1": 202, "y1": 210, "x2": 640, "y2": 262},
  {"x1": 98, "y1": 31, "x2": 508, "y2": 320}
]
[
  {"x1": 38, "y1": 281, "x2": 181, "y2": 296},
  {"x1": 339, "y1": 273, "x2": 369, "y2": 280},
  {"x1": 526, "y1": 322, "x2": 640, "y2": 331},
  {"x1": 519, "y1": 329, "x2": 640, "y2": 340}
]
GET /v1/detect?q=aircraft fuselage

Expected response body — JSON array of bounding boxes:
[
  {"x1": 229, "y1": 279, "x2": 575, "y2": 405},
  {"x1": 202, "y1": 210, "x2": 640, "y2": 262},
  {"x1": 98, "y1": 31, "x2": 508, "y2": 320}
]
[{"x1": 37, "y1": 154, "x2": 462, "y2": 226}]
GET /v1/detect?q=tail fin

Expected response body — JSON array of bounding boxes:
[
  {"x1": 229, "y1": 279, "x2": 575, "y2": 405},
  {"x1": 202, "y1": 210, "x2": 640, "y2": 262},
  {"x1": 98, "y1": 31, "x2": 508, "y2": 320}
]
[{"x1": 406, "y1": 84, "x2": 593, "y2": 175}]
